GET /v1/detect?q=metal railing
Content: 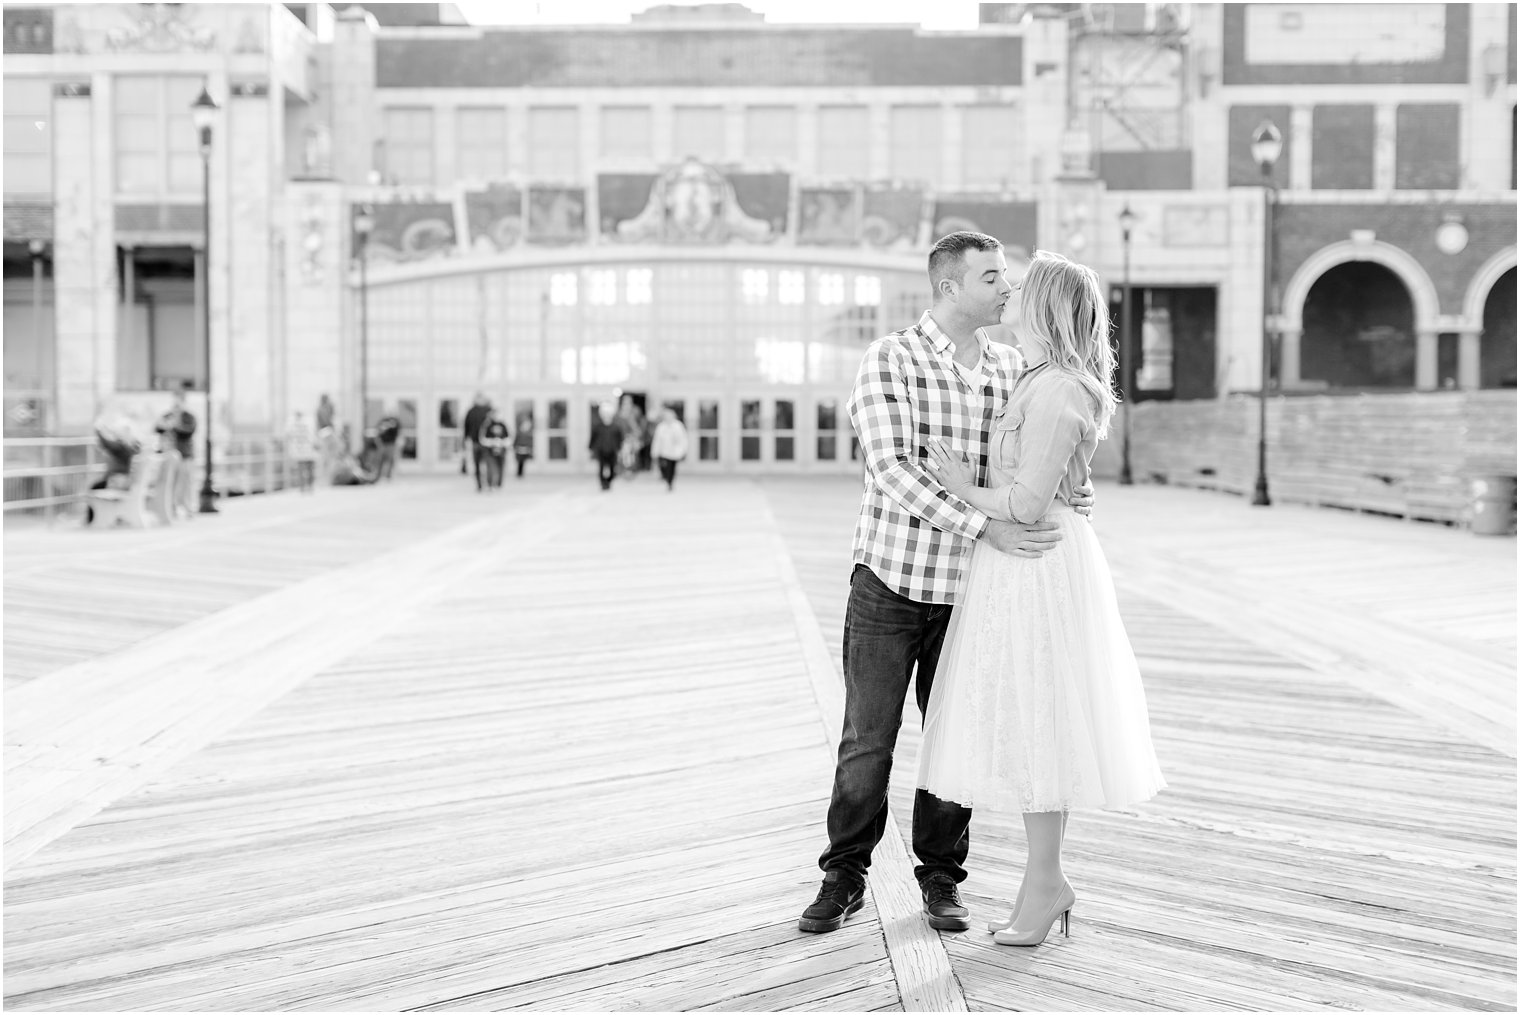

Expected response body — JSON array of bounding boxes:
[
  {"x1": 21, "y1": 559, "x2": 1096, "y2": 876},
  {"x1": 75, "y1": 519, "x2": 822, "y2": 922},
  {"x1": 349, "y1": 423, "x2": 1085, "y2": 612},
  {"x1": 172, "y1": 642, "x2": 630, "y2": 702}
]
[
  {"x1": 3, "y1": 434, "x2": 298, "y2": 520},
  {"x1": 2, "y1": 436, "x2": 102, "y2": 521}
]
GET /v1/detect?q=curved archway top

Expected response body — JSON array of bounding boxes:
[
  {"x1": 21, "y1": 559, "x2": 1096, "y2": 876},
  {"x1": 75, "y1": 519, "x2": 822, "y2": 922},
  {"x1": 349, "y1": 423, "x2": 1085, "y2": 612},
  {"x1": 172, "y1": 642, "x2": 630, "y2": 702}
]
[
  {"x1": 353, "y1": 244, "x2": 928, "y2": 290},
  {"x1": 1462, "y1": 246, "x2": 1518, "y2": 324},
  {"x1": 1278, "y1": 239, "x2": 1442, "y2": 333}
]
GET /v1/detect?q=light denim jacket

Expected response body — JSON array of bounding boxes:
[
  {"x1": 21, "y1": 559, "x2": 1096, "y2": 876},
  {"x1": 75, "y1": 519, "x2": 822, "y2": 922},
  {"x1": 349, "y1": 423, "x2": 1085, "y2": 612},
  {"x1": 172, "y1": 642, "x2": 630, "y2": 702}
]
[{"x1": 986, "y1": 363, "x2": 1100, "y2": 524}]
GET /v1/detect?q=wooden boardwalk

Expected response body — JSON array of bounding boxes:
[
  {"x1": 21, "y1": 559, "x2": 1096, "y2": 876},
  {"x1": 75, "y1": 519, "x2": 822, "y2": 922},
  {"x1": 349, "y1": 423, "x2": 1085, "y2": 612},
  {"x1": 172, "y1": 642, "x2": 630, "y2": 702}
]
[{"x1": 4, "y1": 474, "x2": 1515, "y2": 1011}]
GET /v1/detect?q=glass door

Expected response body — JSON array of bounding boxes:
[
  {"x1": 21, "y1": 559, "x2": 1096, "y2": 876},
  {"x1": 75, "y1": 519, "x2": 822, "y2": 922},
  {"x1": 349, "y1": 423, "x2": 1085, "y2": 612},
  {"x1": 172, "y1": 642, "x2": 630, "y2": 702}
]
[
  {"x1": 545, "y1": 397, "x2": 570, "y2": 464},
  {"x1": 437, "y1": 396, "x2": 464, "y2": 468},
  {"x1": 695, "y1": 397, "x2": 721, "y2": 467},
  {"x1": 736, "y1": 394, "x2": 803, "y2": 470},
  {"x1": 396, "y1": 398, "x2": 418, "y2": 461},
  {"x1": 811, "y1": 394, "x2": 862, "y2": 473}
]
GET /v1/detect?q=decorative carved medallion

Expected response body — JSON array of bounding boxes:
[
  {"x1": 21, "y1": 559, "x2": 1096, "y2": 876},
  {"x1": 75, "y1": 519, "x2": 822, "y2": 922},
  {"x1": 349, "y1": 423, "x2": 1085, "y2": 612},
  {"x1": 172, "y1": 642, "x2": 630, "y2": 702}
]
[
  {"x1": 617, "y1": 159, "x2": 771, "y2": 244},
  {"x1": 105, "y1": 4, "x2": 216, "y2": 53}
]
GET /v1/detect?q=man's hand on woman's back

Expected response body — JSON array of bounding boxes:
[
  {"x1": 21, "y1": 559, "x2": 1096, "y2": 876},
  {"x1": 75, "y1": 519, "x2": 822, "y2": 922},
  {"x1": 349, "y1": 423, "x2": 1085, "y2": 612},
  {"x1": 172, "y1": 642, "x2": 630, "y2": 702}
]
[{"x1": 1071, "y1": 483, "x2": 1095, "y2": 516}]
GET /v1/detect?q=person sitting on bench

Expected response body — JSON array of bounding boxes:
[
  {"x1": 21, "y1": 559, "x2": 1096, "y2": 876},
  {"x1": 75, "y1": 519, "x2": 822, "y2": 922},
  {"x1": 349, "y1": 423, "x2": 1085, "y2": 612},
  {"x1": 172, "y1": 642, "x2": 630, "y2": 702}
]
[{"x1": 91, "y1": 409, "x2": 140, "y2": 492}]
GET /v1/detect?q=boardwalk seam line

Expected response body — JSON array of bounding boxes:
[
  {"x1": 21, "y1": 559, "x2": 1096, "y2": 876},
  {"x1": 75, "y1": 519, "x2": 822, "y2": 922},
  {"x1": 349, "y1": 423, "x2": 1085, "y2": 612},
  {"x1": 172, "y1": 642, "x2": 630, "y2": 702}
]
[{"x1": 767, "y1": 528, "x2": 968, "y2": 1014}]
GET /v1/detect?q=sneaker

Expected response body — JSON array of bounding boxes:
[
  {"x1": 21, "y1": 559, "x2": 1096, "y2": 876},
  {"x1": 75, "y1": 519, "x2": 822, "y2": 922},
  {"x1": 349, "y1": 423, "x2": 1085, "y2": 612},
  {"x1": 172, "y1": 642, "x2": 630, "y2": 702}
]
[
  {"x1": 798, "y1": 870, "x2": 865, "y2": 933},
  {"x1": 920, "y1": 872, "x2": 971, "y2": 931}
]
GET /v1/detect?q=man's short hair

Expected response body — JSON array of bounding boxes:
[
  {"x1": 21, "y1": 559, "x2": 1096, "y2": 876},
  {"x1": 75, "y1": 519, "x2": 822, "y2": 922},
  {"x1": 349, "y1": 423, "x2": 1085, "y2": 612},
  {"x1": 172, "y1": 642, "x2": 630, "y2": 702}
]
[{"x1": 928, "y1": 231, "x2": 1002, "y2": 295}]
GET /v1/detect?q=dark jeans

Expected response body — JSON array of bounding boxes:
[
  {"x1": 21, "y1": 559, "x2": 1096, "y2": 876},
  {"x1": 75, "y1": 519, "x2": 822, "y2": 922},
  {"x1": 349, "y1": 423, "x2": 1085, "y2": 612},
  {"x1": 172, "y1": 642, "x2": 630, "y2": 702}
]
[
  {"x1": 515, "y1": 452, "x2": 529, "y2": 477},
  {"x1": 596, "y1": 453, "x2": 617, "y2": 490},
  {"x1": 658, "y1": 457, "x2": 678, "y2": 489},
  {"x1": 484, "y1": 452, "x2": 505, "y2": 488},
  {"x1": 819, "y1": 564, "x2": 971, "y2": 886},
  {"x1": 471, "y1": 444, "x2": 487, "y2": 488},
  {"x1": 377, "y1": 441, "x2": 398, "y2": 480}
]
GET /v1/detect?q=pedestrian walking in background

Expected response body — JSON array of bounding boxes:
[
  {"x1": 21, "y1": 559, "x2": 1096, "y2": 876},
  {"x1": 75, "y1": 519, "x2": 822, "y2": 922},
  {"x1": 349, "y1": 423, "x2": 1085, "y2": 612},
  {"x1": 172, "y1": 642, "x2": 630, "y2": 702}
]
[
  {"x1": 616, "y1": 394, "x2": 649, "y2": 478},
  {"x1": 462, "y1": 392, "x2": 492, "y2": 490},
  {"x1": 286, "y1": 410, "x2": 319, "y2": 494},
  {"x1": 316, "y1": 392, "x2": 335, "y2": 432},
  {"x1": 512, "y1": 410, "x2": 534, "y2": 478},
  {"x1": 481, "y1": 408, "x2": 509, "y2": 490},
  {"x1": 589, "y1": 401, "x2": 623, "y2": 491},
  {"x1": 155, "y1": 382, "x2": 197, "y2": 518},
  {"x1": 650, "y1": 408, "x2": 689, "y2": 492},
  {"x1": 374, "y1": 408, "x2": 402, "y2": 481}
]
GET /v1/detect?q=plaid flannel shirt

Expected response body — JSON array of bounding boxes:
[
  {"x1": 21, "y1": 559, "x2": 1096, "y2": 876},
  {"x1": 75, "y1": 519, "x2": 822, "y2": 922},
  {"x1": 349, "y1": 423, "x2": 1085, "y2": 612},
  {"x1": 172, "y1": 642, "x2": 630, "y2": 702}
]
[{"x1": 849, "y1": 311, "x2": 1023, "y2": 604}]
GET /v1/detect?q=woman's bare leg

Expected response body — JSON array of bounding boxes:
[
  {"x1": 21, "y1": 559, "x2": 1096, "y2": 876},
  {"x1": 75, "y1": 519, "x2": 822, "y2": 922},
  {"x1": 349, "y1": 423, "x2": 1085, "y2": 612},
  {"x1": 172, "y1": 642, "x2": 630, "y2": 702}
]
[
  {"x1": 1000, "y1": 811, "x2": 1068, "y2": 936},
  {"x1": 990, "y1": 810, "x2": 1069, "y2": 932}
]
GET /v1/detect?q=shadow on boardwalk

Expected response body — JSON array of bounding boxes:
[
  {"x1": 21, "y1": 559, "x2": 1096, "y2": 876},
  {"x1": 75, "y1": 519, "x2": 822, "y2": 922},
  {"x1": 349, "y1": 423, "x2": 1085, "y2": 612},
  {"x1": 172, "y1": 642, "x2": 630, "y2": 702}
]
[{"x1": 5, "y1": 474, "x2": 1515, "y2": 1011}]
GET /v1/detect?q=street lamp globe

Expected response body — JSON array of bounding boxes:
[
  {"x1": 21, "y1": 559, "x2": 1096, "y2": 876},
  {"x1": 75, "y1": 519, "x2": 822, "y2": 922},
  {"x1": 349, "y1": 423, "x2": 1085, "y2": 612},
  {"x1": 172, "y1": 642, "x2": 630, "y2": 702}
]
[
  {"x1": 191, "y1": 86, "x2": 218, "y2": 134},
  {"x1": 1250, "y1": 120, "x2": 1283, "y2": 174},
  {"x1": 354, "y1": 204, "x2": 376, "y2": 238},
  {"x1": 1118, "y1": 203, "x2": 1136, "y2": 240}
]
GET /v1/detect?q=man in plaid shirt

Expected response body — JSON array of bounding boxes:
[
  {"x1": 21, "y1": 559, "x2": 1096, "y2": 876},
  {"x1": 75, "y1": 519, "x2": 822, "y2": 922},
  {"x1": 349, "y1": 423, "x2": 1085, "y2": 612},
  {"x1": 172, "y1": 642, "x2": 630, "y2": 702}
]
[{"x1": 800, "y1": 231, "x2": 1093, "y2": 935}]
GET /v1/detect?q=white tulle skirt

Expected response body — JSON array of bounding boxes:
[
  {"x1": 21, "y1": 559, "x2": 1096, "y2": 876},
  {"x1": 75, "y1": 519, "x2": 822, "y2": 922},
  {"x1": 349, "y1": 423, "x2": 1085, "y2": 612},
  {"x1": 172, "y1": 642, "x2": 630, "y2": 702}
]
[{"x1": 916, "y1": 504, "x2": 1166, "y2": 813}]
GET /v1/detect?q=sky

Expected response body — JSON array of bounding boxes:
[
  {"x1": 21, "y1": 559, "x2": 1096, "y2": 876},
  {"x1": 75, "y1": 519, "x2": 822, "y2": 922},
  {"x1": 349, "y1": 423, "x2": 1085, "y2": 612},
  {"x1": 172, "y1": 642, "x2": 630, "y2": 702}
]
[{"x1": 450, "y1": 1, "x2": 986, "y2": 31}]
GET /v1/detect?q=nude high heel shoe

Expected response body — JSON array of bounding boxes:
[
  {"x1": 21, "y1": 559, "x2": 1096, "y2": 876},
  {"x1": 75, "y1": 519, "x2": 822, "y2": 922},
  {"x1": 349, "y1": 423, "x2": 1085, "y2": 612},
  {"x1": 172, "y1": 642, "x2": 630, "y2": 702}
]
[{"x1": 992, "y1": 883, "x2": 1075, "y2": 947}]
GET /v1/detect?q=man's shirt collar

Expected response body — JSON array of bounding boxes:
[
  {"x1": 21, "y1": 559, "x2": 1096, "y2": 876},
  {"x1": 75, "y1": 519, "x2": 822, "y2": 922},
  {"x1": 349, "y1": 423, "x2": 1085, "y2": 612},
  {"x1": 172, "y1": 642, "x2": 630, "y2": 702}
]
[{"x1": 919, "y1": 310, "x2": 990, "y2": 366}]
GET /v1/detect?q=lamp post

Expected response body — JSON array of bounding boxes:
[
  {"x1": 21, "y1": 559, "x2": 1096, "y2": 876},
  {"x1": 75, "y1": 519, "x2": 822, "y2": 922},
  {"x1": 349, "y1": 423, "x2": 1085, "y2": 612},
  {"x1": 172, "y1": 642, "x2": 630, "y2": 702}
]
[
  {"x1": 353, "y1": 203, "x2": 375, "y2": 446},
  {"x1": 1250, "y1": 119, "x2": 1283, "y2": 508},
  {"x1": 191, "y1": 85, "x2": 219, "y2": 514},
  {"x1": 1117, "y1": 203, "x2": 1136, "y2": 485},
  {"x1": 28, "y1": 239, "x2": 45, "y2": 426}
]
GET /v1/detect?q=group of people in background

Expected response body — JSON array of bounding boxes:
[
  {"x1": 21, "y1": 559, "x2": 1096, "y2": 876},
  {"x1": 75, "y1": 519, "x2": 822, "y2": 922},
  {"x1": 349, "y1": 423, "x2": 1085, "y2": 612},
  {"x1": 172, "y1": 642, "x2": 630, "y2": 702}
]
[
  {"x1": 590, "y1": 393, "x2": 689, "y2": 493},
  {"x1": 462, "y1": 392, "x2": 534, "y2": 491},
  {"x1": 88, "y1": 386, "x2": 695, "y2": 518}
]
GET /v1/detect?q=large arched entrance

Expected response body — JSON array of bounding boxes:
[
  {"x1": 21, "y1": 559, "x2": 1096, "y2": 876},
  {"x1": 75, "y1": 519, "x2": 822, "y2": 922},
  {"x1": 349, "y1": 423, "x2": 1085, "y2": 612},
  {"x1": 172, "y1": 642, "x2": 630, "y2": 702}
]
[
  {"x1": 1301, "y1": 262, "x2": 1416, "y2": 389},
  {"x1": 1481, "y1": 267, "x2": 1516, "y2": 389}
]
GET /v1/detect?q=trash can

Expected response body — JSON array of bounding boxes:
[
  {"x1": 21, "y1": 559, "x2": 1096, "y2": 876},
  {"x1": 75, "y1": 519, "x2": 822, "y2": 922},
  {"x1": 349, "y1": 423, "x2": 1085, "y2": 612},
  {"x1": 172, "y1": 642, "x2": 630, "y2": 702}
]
[{"x1": 1469, "y1": 475, "x2": 1517, "y2": 536}]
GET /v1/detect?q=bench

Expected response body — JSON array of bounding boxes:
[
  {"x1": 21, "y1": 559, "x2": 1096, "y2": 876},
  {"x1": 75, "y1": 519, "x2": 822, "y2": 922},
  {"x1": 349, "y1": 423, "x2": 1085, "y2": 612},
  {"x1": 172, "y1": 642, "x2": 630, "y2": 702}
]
[{"x1": 87, "y1": 454, "x2": 172, "y2": 528}]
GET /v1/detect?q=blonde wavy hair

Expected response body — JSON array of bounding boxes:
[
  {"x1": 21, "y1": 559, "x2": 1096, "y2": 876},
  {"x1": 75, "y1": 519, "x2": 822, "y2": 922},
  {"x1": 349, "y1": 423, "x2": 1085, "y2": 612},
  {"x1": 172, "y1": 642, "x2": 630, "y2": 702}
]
[{"x1": 1018, "y1": 250, "x2": 1119, "y2": 438}]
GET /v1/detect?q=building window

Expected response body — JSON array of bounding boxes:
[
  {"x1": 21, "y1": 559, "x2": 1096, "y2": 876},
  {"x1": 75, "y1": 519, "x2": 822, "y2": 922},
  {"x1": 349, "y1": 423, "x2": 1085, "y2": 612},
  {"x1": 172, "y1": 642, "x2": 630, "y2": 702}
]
[
  {"x1": 384, "y1": 107, "x2": 434, "y2": 185},
  {"x1": 601, "y1": 106, "x2": 652, "y2": 160},
  {"x1": 588, "y1": 269, "x2": 617, "y2": 305},
  {"x1": 114, "y1": 76, "x2": 201, "y2": 196},
  {"x1": 855, "y1": 275, "x2": 881, "y2": 306},
  {"x1": 528, "y1": 106, "x2": 579, "y2": 179},
  {"x1": 1395, "y1": 103, "x2": 1461, "y2": 190},
  {"x1": 778, "y1": 270, "x2": 805, "y2": 305},
  {"x1": 962, "y1": 104, "x2": 1018, "y2": 188},
  {"x1": 741, "y1": 268, "x2": 769, "y2": 304},
  {"x1": 817, "y1": 273, "x2": 844, "y2": 306},
  {"x1": 745, "y1": 106, "x2": 796, "y2": 165},
  {"x1": 1310, "y1": 105, "x2": 1374, "y2": 190},
  {"x1": 672, "y1": 106, "x2": 725, "y2": 162},
  {"x1": 4, "y1": 78, "x2": 51, "y2": 195},
  {"x1": 456, "y1": 107, "x2": 506, "y2": 181},
  {"x1": 890, "y1": 105, "x2": 942, "y2": 186},
  {"x1": 549, "y1": 271, "x2": 578, "y2": 306},
  {"x1": 626, "y1": 268, "x2": 652, "y2": 304},
  {"x1": 817, "y1": 105, "x2": 869, "y2": 178}
]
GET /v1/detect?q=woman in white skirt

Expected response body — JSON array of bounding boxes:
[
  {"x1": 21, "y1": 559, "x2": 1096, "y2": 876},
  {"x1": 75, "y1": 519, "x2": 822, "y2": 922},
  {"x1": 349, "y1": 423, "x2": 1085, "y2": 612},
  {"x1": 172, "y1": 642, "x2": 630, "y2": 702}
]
[{"x1": 920, "y1": 250, "x2": 1165, "y2": 947}]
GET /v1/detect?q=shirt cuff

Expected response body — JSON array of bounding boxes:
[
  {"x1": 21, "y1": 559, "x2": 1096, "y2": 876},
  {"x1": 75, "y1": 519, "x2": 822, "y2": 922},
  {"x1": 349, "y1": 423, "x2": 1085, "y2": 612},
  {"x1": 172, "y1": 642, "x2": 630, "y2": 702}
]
[{"x1": 962, "y1": 505, "x2": 991, "y2": 539}]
